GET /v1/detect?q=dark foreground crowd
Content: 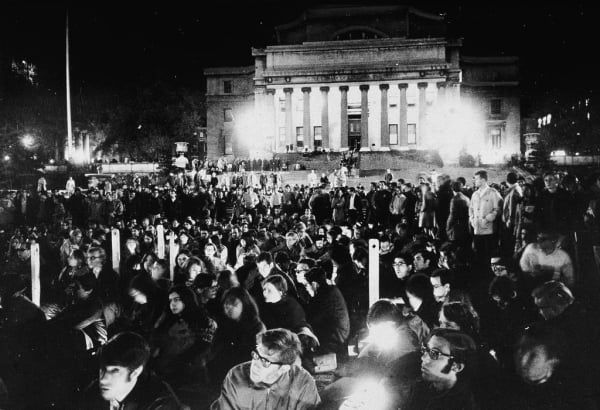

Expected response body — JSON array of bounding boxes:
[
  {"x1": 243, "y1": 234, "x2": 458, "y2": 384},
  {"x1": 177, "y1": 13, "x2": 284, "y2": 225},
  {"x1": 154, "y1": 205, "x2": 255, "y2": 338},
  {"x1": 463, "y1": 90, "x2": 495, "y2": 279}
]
[{"x1": 1, "y1": 167, "x2": 600, "y2": 410}]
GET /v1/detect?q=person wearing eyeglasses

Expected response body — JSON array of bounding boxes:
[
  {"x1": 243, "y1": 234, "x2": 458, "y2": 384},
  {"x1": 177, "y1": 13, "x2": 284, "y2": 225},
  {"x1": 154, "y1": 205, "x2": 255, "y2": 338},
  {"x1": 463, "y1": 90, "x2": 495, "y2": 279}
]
[
  {"x1": 210, "y1": 328, "x2": 320, "y2": 410},
  {"x1": 405, "y1": 328, "x2": 478, "y2": 410}
]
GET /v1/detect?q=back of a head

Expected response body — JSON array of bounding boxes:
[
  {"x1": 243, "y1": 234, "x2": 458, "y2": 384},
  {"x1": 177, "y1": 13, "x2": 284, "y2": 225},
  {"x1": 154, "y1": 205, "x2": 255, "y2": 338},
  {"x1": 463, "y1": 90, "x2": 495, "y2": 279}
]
[
  {"x1": 274, "y1": 251, "x2": 290, "y2": 267},
  {"x1": 193, "y1": 272, "x2": 217, "y2": 289},
  {"x1": 367, "y1": 299, "x2": 404, "y2": 328},
  {"x1": 304, "y1": 267, "x2": 328, "y2": 288},
  {"x1": 257, "y1": 328, "x2": 302, "y2": 365},
  {"x1": 531, "y1": 280, "x2": 574, "y2": 318},
  {"x1": 405, "y1": 273, "x2": 434, "y2": 301},
  {"x1": 99, "y1": 332, "x2": 150, "y2": 371}
]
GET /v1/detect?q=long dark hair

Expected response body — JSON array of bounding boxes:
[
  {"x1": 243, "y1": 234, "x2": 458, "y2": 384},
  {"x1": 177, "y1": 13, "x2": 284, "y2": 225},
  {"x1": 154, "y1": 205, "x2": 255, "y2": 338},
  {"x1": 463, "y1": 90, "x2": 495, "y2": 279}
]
[
  {"x1": 164, "y1": 285, "x2": 210, "y2": 329},
  {"x1": 222, "y1": 287, "x2": 262, "y2": 327}
]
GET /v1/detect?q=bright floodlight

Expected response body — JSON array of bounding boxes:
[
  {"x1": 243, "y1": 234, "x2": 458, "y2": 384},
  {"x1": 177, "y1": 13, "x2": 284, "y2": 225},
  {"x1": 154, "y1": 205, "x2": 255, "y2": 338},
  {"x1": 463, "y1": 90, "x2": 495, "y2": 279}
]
[
  {"x1": 339, "y1": 378, "x2": 389, "y2": 410},
  {"x1": 22, "y1": 134, "x2": 34, "y2": 148},
  {"x1": 365, "y1": 321, "x2": 399, "y2": 351},
  {"x1": 4, "y1": 155, "x2": 10, "y2": 161}
]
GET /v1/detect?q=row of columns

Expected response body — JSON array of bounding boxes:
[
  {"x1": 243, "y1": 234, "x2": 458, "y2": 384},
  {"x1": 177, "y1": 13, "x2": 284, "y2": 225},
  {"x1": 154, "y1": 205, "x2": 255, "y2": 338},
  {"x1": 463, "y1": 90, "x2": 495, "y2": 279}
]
[{"x1": 273, "y1": 81, "x2": 453, "y2": 152}]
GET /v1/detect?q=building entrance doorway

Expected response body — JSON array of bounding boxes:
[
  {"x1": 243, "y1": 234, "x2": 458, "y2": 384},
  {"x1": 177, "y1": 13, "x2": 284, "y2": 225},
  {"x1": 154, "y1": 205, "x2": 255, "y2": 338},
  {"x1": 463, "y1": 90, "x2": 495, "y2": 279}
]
[{"x1": 349, "y1": 116, "x2": 361, "y2": 150}]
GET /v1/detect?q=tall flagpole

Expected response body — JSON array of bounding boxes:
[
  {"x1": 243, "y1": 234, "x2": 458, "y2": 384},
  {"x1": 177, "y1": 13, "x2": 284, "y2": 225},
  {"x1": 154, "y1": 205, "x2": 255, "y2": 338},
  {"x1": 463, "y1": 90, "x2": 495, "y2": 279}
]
[{"x1": 65, "y1": 10, "x2": 73, "y2": 161}]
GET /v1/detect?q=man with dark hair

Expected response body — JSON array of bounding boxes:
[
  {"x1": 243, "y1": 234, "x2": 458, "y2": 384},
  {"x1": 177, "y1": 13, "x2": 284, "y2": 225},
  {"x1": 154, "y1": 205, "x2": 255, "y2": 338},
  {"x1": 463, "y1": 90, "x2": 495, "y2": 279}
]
[
  {"x1": 447, "y1": 180, "x2": 471, "y2": 247},
  {"x1": 83, "y1": 332, "x2": 184, "y2": 409},
  {"x1": 535, "y1": 172, "x2": 573, "y2": 235},
  {"x1": 211, "y1": 328, "x2": 320, "y2": 409},
  {"x1": 411, "y1": 249, "x2": 437, "y2": 275},
  {"x1": 405, "y1": 328, "x2": 478, "y2": 410},
  {"x1": 502, "y1": 172, "x2": 522, "y2": 257}
]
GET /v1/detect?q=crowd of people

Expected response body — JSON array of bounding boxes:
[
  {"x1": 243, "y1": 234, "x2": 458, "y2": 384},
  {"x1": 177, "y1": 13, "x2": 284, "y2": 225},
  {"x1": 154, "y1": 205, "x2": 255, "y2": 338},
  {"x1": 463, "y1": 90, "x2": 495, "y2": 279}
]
[{"x1": 1, "y1": 165, "x2": 600, "y2": 409}]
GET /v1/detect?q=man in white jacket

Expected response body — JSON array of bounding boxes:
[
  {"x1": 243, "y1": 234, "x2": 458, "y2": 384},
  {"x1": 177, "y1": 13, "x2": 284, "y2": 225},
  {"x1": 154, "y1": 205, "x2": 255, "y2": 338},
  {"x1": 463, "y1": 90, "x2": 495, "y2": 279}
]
[{"x1": 469, "y1": 170, "x2": 502, "y2": 267}]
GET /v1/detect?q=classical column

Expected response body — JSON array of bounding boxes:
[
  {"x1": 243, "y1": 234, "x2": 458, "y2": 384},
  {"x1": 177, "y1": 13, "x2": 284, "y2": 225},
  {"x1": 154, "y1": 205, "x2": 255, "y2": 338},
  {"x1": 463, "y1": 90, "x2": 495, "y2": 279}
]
[
  {"x1": 360, "y1": 84, "x2": 369, "y2": 151},
  {"x1": 398, "y1": 83, "x2": 408, "y2": 147},
  {"x1": 379, "y1": 84, "x2": 389, "y2": 150},
  {"x1": 435, "y1": 82, "x2": 447, "y2": 144},
  {"x1": 340, "y1": 86, "x2": 349, "y2": 149},
  {"x1": 320, "y1": 86, "x2": 330, "y2": 150},
  {"x1": 302, "y1": 87, "x2": 312, "y2": 151},
  {"x1": 417, "y1": 82, "x2": 428, "y2": 146},
  {"x1": 84, "y1": 133, "x2": 91, "y2": 163},
  {"x1": 436, "y1": 82, "x2": 446, "y2": 105},
  {"x1": 266, "y1": 89, "x2": 277, "y2": 152},
  {"x1": 284, "y1": 87, "x2": 294, "y2": 151}
]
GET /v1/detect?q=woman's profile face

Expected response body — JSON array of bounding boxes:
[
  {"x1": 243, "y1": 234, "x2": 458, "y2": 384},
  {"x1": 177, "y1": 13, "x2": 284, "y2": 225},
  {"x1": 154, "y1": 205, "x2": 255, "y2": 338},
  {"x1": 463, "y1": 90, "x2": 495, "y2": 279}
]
[{"x1": 262, "y1": 282, "x2": 282, "y2": 304}]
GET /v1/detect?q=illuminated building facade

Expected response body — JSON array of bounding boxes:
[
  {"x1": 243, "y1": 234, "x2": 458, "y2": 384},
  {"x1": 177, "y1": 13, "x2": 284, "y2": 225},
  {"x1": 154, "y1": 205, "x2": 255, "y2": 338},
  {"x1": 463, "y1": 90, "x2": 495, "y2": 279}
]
[{"x1": 205, "y1": 5, "x2": 520, "y2": 163}]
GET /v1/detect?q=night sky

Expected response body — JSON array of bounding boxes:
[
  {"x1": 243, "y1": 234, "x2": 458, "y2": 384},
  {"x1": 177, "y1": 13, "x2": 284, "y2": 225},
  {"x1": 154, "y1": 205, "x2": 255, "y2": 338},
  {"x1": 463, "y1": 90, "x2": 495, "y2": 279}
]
[{"x1": 2, "y1": 1, "x2": 598, "y2": 113}]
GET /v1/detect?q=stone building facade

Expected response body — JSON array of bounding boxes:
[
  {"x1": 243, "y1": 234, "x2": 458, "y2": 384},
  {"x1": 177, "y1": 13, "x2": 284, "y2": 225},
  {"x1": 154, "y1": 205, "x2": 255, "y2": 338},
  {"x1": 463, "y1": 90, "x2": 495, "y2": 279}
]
[{"x1": 205, "y1": 5, "x2": 520, "y2": 163}]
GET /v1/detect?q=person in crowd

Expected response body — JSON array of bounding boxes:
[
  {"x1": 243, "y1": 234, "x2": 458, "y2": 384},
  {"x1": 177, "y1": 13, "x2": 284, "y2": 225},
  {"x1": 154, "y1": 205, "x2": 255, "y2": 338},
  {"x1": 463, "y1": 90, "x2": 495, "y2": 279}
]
[
  {"x1": 404, "y1": 328, "x2": 478, "y2": 410},
  {"x1": 507, "y1": 324, "x2": 597, "y2": 410},
  {"x1": 404, "y1": 273, "x2": 439, "y2": 328},
  {"x1": 152, "y1": 285, "x2": 216, "y2": 387},
  {"x1": 86, "y1": 246, "x2": 120, "y2": 302},
  {"x1": 302, "y1": 267, "x2": 350, "y2": 356},
  {"x1": 127, "y1": 273, "x2": 167, "y2": 337},
  {"x1": 60, "y1": 228, "x2": 84, "y2": 265},
  {"x1": 447, "y1": 180, "x2": 471, "y2": 247},
  {"x1": 535, "y1": 172, "x2": 573, "y2": 236},
  {"x1": 209, "y1": 287, "x2": 266, "y2": 382},
  {"x1": 260, "y1": 274, "x2": 307, "y2": 332},
  {"x1": 519, "y1": 231, "x2": 574, "y2": 289},
  {"x1": 82, "y1": 331, "x2": 185, "y2": 409},
  {"x1": 469, "y1": 170, "x2": 502, "y2": 269},
  {"x1": 192, "y1": 272, "x2": 221, "y2": 318},
  {"x1": 210, "y1": 328, "x2": 320, "y2": 410}
]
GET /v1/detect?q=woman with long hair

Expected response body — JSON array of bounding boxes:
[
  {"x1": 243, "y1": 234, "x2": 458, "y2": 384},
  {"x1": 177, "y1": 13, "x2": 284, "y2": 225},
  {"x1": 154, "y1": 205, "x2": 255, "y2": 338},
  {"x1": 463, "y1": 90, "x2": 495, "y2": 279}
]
[
  {"x1": 209, "y1": 287, "x2": 265, "y2": 382},
  {"x1": 173, "y1": 249, "x2": 191, "y2": 285},
  {"x1": 152, "y1": 285, "x2": 217, "y2": 386}
]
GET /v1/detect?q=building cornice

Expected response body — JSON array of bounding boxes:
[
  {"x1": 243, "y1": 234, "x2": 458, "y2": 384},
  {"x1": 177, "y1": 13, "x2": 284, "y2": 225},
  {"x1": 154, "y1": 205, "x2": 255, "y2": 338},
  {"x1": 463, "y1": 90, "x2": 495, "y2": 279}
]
[
  {"x1": 265, "y1": 37, "x2": 448, "y2": 53},
  {"x1": 204, "y1": 65, "x2": 255, "y2": 76}
]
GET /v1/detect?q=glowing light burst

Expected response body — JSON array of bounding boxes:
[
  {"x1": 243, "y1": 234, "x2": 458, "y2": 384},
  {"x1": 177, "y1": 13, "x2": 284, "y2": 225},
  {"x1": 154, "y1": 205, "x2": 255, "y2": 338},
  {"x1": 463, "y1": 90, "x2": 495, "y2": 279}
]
[
  {"x1": 365, "y1": 322, "x2": 399, "y2": 351},
  {"x1": 234, "y1": 107, "x2": 268, "y2": 155},
  {"x1": 22, "y1": 134, "x2": 35, "y2": 148},
  {"x1": 339, "y1": 378, "x2": 389, "y2": 410},
  {"x1": 427, "y1": 97, "x2": 484, "y2": 164}
]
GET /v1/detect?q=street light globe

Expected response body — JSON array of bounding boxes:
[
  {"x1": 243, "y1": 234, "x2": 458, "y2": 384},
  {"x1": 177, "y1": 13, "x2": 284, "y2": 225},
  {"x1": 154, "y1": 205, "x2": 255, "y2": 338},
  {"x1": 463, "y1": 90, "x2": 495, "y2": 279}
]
[
  {"x1": 4, "y1": 155, "x2": 10, "y2": 161},
  {"x1": 22, "y1": 134, "x2": 34, "y2": 148}
]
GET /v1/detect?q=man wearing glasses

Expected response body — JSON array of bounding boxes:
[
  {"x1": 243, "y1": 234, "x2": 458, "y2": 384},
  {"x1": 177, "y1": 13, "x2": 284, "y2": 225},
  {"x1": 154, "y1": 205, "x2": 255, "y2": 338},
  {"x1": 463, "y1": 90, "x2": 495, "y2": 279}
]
[
  {"x1": 211, "y1": 328, "x2": 320, "y2": 409},
  {"x1": 406, "y1": 328, "x2": 478, "y2": 410}
]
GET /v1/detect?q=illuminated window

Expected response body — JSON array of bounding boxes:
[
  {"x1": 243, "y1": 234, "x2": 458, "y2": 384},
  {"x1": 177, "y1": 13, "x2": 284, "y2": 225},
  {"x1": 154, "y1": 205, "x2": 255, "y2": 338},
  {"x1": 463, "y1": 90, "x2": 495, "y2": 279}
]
[
  {"x1": 279, "y1": 127, "x2": 286, "y2": 143},
  {"x1": 223, "y1": 80, "x2": 232, "y2": 94},
  {"x1": 296, "y1": 127, "x2": 304, "y2": 148},
  {"x1": 490, "y1": 99, "x2": 502, "y2": 115},
  {"x1": 491, "y1": 128, "x2": 502, "y2": 149},
  {"x1": 389, "y1": 124, "x2": 398, "y2": 145},
  {"x1": 223, "y1": 108, "x2": 233, "y2": 122},
  {"x1": 407, "y1": 124, "x2": 417, "y2": 144},
  {"x1": 314, "y1": 126, "x2": 322, "y2": 148}
]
